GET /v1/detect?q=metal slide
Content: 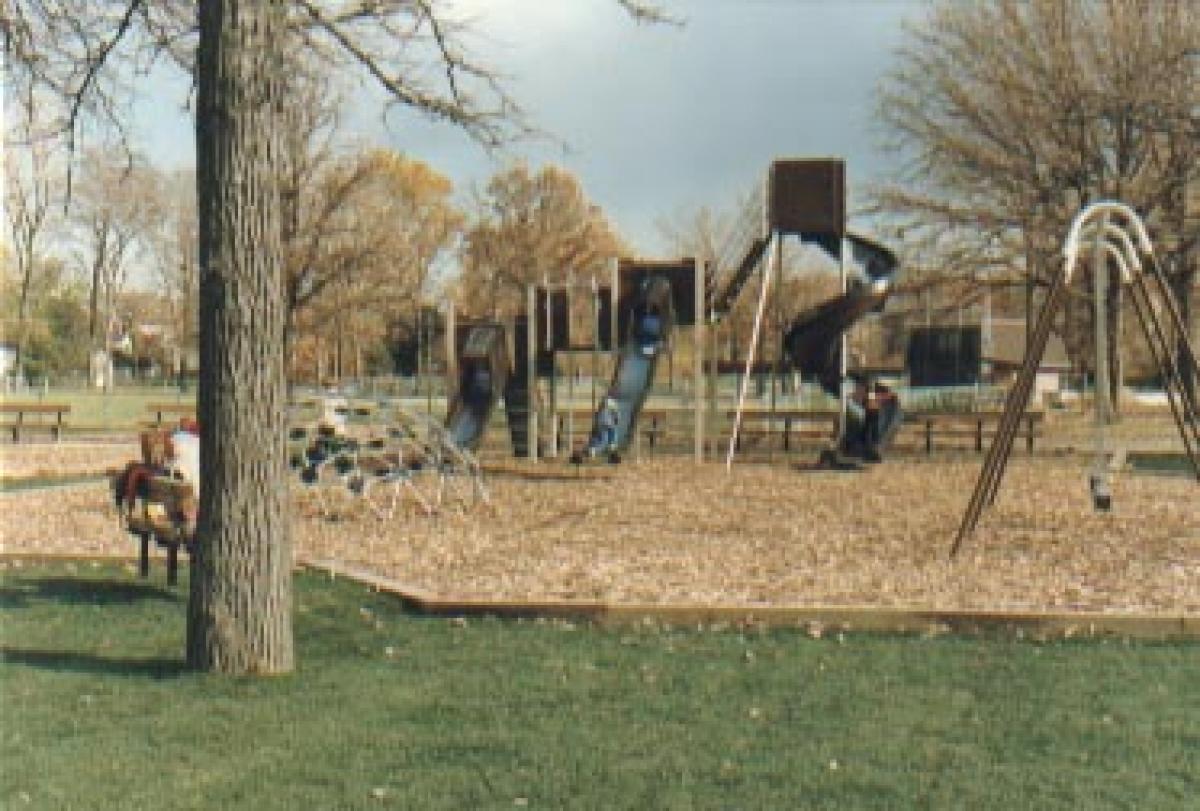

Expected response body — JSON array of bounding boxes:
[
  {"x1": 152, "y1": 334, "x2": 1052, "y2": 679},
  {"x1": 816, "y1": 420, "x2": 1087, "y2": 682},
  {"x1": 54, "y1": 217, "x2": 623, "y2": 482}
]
[
  {"x1": 573, "y1": 276, "x2": 675, "y2": 462},
  {"x1": 780, "y1": 232, "x2": 902, "y2": 459},
  {"x1": 444, "y1": 324, "x2": 509, "y2": 451}
]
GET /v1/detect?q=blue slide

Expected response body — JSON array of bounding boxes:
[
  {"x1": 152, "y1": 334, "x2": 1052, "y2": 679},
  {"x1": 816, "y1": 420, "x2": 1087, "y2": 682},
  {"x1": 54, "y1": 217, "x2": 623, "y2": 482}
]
[
  {"x1": 445, "y1": 325, "x2": 508, "y2": 451},
  {"x1": 572, "y1": 276, "x2": 675, "y2": 463}
]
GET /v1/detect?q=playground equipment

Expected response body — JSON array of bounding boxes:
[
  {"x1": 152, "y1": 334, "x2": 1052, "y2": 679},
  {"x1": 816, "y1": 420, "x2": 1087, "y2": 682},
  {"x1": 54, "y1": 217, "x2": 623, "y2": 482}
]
[
  {"x1": 445, "y1": 323, "x2": 509, "y2": 451},
  {"x1": 712, "y1": 159, "x2": 902, "y2": 468},
  {"x1": 442, "y1": 264, "x2": 705, "y2": 465},
  {"x1": 573, "y1": 274, "x2": 676, "y2": 463},
  {"x1": 441, "y1": 277, "x2": 610, "y2": 459},
  {"x1": 781, "y1": 232, "x2": 901, "y2": 463},
  {"x1": 291, "y1": 401, "x2": 488, "y2": 519},
  {"x1": 433, "y1": 158, "x2": 899, "y2": 468},
  {"x1": 952, "y1": 201, "x2": 1200, "y2": 555}
]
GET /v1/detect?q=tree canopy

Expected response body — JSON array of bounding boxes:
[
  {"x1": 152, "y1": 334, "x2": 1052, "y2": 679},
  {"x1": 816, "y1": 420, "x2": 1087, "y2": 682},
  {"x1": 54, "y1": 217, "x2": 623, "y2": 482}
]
[{"x1": 875, "y1": 0, "x2": 1199, "y2": 287}]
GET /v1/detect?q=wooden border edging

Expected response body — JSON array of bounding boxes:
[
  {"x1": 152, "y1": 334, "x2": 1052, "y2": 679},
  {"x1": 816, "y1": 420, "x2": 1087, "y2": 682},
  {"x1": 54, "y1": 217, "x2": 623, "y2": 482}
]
[
  {"x1": 3, "y1": 554, "x2": 1196, "y2": 641},
  {"x1": 302, "y1": 559, "x2": 1200, "y2": 641}
]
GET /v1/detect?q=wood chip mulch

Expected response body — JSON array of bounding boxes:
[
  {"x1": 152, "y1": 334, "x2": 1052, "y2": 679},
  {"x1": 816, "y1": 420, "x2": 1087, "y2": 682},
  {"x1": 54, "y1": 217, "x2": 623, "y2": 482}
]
[{"x1": 2, "y1": 451, "x2": 1196, "y2": 615}]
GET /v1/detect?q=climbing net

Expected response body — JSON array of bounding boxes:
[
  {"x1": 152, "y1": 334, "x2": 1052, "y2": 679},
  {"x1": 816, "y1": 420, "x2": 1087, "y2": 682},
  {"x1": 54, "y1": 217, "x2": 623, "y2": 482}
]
[{"x1": 290, "y1": 402, "x2": 488, "y2": 521}]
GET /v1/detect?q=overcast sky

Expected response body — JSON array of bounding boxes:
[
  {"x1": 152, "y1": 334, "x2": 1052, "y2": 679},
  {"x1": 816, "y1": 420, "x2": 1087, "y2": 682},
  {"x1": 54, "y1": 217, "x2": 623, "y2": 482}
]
[{"x1": 132, "y1": 0, "x2": 929, "y2": 255}]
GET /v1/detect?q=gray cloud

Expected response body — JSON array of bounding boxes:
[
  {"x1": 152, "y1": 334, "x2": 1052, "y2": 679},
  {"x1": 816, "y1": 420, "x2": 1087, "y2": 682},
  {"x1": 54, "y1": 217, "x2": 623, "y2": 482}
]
[{"x1": 132, "y1": 0, "x2": 927, "y2": 254}]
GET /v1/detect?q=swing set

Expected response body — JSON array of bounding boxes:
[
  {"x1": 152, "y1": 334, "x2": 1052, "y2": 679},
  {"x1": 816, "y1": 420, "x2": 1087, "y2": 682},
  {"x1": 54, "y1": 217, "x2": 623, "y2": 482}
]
[{"x1": 952, "y1": 201, "x2": 1200, "y2": 555}]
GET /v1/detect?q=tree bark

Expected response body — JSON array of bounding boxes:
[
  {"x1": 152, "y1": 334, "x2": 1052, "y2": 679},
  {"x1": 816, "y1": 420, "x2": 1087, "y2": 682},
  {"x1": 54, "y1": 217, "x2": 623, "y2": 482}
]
[{"x1": 187, "y1": 0, "x2": 294, "y2": 675}]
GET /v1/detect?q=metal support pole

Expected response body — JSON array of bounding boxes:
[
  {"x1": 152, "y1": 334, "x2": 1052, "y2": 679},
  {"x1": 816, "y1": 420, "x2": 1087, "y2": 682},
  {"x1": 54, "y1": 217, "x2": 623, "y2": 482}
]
[
  {"x1": 445, "y1": 303, "x2": 457, "y2": 410},
  {"x1": 769, "y1": 234, "x2": 783, "y2": 460},
  {"x1": 1145, "y1": 255, "x2": 1200, "y2": 419},
  {"x1": 1127, "y1": 276, "x2": 1200, "y2": 478},
  {"x1": 953, "y1": 271, "x2": 1068, "y2": 553},
  {"x1": 727, "y1": 232, "x2": 775, "y2": 471},
  {"x1": 983, "y1": 276, "x2": 1068, "y2": 507},
  {"x1": 526, "y1": 284, "x2": 538, "y2": 462},
  {"x1": 694, "y1": 256, "x2": 706, "y2": 463},
  {"x1": 1131, "y1": 271, "x2": 1200, "y2": 452},
  {"x1": 838, "y1": 235, "x2": 849, "y2": 440},
  {"x1": 1090, "y1": 219, "x2": 1112, "y2": 506}
]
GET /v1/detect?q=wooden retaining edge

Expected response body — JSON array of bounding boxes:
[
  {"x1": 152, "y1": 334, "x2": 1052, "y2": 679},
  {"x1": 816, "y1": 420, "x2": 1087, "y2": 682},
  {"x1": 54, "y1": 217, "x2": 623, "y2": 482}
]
[
  {"x1": 1, "y1": 552, "x2": 145, "y2": 564},
  {"x1": 302, "y1": 559, "x2": 1200, "y2": 641},
  {"x1": 3, "y1": 554, "x2": 1194, "y2": 640}
]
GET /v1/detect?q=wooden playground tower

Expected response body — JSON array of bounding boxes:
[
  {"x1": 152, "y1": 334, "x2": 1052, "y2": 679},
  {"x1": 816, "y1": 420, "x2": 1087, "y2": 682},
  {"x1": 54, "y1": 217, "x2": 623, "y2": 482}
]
[
  {"x1": 439, "y1": 157, "x2": 890, "y2": 465},
  {"x1": 719, "y1": 159, "x2": 849, "y2": 468},
  {"x1": 952, "y1": 200, "x2": 1200, "y2": 555},
  {"x1": 444, "y1": 258, "x2": 705, "y2": 461}
]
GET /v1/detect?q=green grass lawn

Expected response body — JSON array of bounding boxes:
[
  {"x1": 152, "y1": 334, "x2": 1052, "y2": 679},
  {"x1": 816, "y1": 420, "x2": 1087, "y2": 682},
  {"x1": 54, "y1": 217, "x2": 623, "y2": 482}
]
[{"x1": 2, "y1": 562, "x2": 1197, "y2": 810}]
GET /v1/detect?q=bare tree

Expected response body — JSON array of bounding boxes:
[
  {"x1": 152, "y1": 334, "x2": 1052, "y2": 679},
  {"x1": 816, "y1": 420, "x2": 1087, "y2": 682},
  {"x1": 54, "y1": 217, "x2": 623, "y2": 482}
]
[
  {"x1": 3, "y1": 133, "x2": 59, "y2": 379},
  {"x1": 145, "y1": 168, "x2": 200, "y2": 372},
  {"x1": 3, "y1": 0, "x2": 670, "y2": 675},
  {"x1": 875, "y1": 0, "x2": 1200, "y2": 394},
  {"x1": 68, "y1": 147, "x2": 159, "y2": 366}
]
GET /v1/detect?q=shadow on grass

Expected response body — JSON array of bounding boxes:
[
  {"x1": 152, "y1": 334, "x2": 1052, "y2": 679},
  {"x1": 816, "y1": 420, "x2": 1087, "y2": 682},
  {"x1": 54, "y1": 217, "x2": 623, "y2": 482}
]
[
  {"x1": 0, "y1": 577, "x2": 182, "y2": 609},
  {"x1": 0, "y1": 646, "x2": 188, "y2": 679}
]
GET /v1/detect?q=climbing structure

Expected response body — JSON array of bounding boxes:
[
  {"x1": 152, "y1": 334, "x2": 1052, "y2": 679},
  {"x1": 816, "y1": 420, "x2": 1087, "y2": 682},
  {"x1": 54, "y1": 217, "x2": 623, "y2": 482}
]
[
  {"x1": 952, "y1": 201, "x2": 1200, "y2": 555},
  {"x1": 710, "y1": 159, "x2": 901, "y2": 467}
]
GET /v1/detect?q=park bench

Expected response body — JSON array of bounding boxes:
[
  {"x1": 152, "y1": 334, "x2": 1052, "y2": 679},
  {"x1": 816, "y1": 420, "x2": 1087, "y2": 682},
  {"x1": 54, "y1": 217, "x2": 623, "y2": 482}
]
[
  {"x1": 902, "y1": 411, "x2": 1044, "y2": 454},
  {"x1": 146, "y1": 402, "x2": 196, "y2": 427},
  {"x1": 722, "y1": 409, "x2": 1044, "y2": 456},
  {"x1": 726, "y1": 408, "x2": 840, "y2": 453},
  {"x1": 123, "y1": 475, "x2": 195, "y2": 586},
  {"x1": 554, "y1": 406, "x2": 673, "y2": 456},
  {"x1": 111, "y1": 430, "x2": 197, "y2": 585},
  {"x1": 0, "y1": 402, "x2": 70, "y2": 441},
  {"x1": 631, "y1": 409, "x2": 672, "y2": 453}
]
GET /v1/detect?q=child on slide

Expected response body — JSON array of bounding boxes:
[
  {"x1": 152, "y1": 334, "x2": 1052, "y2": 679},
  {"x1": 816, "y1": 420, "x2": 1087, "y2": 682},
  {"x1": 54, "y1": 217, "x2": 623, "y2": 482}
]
[{"x1": 595, "y1": 397, "x2": 620, "y2": 457}]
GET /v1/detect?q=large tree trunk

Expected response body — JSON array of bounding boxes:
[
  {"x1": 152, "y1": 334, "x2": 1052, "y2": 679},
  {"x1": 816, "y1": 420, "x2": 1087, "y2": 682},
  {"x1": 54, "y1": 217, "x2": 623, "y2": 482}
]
[{"x1": 187, "y1": 0, "x2": 294, "y2": 675}]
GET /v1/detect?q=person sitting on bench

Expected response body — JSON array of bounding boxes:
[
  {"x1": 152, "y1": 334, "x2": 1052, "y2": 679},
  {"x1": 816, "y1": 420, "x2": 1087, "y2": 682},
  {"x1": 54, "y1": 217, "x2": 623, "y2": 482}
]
[
  {"x1": 871, "y1": 382, "x2": 901, "y2": 449},
  {"x1": 841, "y1": 377, "x2": 881, "y2": 462}
]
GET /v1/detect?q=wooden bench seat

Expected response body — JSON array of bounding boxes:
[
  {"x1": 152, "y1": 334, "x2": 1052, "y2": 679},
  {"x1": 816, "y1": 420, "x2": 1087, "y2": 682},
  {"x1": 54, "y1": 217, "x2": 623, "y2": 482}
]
[
  {"x1": 902, "y1": 411, "x2": 1044, "y2": 454},
  {"x1": 124, "y1": 474, "x2": 195, "y2": 585},
  {"x1": 111, "y1": 436, "x2": 197, "y2": 585},
  {"x1": 146, "y1": 402, "x2": 196, "y2": 427},
  {"x1": 0, "y1": 402, "x2": 70, "y2": 441},
  {"x1": 550, "y1": 406, "x2": 1046, "y2": 458},
  {"x1": 727, "y1": 409, "x2": 840, "y2": 452}
]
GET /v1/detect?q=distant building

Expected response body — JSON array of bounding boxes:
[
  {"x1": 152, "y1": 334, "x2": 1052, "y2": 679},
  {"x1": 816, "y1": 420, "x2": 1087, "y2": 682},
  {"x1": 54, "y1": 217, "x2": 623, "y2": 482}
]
[
  {"x1": 0, "y1": 343, "x2": 16, "y2": 378},
  {"x1": 906, "y1": 326, "x2": 982, "y2": 387},
  {"x1": 852, "y1": 315, "x2": 1070, "y2": 404},
  {"x1": 983, "y1": 318, "x2": 1071, "y2": 403}
]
